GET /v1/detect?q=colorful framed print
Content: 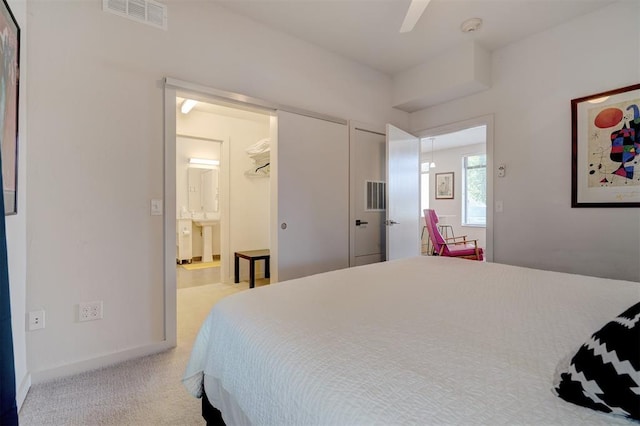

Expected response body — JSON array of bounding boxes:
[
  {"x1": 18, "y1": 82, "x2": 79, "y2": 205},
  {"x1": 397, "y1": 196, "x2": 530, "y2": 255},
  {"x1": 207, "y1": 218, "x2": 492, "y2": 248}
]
[
  {"x1": 0, "y1": 0, "x2": 19, "y2": 215},
  {"x1": 435, "y1": 172, "x2": 454, "y2": 200},
  {"x1": 571, "y1": 84, "x2": 640, "y2": 207}
]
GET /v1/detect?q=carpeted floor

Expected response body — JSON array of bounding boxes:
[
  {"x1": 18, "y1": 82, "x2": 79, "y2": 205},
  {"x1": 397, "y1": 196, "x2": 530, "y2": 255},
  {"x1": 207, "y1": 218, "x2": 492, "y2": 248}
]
[{"x1": 18, "y1": 280, "x2": 267, "y2": 425}]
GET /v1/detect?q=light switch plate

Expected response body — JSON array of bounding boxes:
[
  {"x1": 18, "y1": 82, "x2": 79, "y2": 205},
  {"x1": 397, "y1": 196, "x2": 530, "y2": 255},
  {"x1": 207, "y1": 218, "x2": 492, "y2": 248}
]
[{"x1": 151, "y1": 199, "x2": 163, "y2": 216}]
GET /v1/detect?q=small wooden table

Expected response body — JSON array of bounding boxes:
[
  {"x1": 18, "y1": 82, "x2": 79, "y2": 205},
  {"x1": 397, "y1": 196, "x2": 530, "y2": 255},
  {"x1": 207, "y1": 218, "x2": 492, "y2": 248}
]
[{"x1": 234, "y1": 249, "x2": 270, "y2": 289}]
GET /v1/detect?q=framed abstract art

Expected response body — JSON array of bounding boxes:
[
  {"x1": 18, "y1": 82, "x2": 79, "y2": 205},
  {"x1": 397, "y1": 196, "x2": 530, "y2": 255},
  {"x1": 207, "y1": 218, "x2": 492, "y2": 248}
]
[
  {"x1": 0, "y1": 0, "x2": 18, "y2": 215},
  {"x1": 571, "y1": 84, "x2": 640, "y2": 207}
]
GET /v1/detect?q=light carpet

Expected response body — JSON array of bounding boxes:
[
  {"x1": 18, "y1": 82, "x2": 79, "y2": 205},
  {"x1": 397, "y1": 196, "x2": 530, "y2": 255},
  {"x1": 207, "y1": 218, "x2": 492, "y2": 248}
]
[{"x1": 18, "y1": 282, "x2": 251, "y2": 426}]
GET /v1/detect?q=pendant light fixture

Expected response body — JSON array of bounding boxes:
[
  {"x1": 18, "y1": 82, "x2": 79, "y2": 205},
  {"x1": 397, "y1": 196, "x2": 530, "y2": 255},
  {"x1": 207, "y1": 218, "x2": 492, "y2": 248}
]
[{"x1": 429, "y1": 137, "x2": 436, "y2": 169}]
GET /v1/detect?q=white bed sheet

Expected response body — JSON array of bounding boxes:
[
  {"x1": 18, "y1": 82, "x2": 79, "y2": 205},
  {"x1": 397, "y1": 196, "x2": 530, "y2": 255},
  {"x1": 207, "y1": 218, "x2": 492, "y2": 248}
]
[{"x1": 184, "y1": 256, "x2": 640, "y2": 425}]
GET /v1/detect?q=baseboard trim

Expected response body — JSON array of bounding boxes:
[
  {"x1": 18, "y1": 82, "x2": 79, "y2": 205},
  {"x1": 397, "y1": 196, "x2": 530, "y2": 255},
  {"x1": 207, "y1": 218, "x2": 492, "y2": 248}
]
[
  {"x1": 30, "y1": 341, "x2": 174, "y2": 384},
  {"x1": 16, "y1": 373, "x2": 31, "y2": 411}
]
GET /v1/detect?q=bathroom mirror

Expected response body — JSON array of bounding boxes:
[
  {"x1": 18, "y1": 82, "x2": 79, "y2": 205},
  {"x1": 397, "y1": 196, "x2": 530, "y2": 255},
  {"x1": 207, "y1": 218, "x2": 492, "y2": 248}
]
[{"x1": 188, "y1": 167, "x2": 219, "y2": 213}]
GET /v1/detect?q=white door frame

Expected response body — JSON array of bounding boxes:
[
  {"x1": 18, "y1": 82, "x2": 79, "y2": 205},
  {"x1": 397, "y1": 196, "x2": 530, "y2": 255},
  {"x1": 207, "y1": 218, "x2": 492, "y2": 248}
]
[
  {"x1": 163, "y1": 78, "x2": 277, "y2": 346},
  {"x1": 414, "y1": 114, "x2": 495, "y2": 262}
]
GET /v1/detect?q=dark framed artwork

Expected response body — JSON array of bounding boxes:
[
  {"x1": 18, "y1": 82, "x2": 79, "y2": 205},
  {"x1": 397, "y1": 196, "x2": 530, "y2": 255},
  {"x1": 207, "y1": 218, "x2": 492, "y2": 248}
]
[
  {"x1": 435, "y1": 172, "x2": 454, "y2": 200},
  {"x1": 0, "y1": 0, "x2": 18, "y2": 215},
  {"x1": 571, "y1": 84, "x2": 640, "y2": 207}
]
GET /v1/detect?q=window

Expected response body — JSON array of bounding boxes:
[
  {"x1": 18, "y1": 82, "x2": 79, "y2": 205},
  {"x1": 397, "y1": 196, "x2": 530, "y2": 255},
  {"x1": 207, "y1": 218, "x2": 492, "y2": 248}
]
[{"x1": 462, "y1": 154, "x2": 486, "y2": 226}]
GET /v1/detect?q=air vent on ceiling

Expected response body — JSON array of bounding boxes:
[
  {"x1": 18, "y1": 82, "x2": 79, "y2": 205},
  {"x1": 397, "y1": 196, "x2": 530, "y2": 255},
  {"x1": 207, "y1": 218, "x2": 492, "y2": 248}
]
[{"x1": 103, "y1": 0, "x2": 167, "y2": 30}]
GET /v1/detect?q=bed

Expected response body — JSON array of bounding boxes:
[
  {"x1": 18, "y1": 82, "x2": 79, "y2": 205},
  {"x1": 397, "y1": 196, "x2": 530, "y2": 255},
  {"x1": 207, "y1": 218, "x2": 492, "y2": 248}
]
[{"x1": 183, "y1": 256, "x2": 639, "y2": 425}]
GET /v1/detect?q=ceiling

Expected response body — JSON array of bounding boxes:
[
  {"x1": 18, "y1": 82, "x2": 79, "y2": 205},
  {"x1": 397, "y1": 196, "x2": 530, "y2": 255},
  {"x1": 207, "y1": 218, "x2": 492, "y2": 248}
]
[
  {"x1": 421, "y1": 125, "x2": 486, "y2": 154},
  {"x1": 215, "y1": 0, "x2": 616, "y2": 76},
  {"x1": 176, "y1": 95, "x2": 272, "y2": 122}
]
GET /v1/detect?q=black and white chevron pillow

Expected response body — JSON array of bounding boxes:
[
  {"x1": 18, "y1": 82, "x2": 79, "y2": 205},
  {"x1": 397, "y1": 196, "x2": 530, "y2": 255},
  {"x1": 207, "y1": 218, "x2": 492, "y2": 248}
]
[{"x1": 555, "y1": 301, "x2": 640, "y2": 420}]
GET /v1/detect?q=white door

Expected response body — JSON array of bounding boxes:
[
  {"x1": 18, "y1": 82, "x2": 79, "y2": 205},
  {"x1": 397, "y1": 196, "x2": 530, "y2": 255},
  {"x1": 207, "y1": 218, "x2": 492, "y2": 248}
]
[
  {"x1": 386, "y1": 124, "x2": 420, "y2": 260},
  {"x1": 349, "y1": 123, "x2": 386, "y2": 266},
  {"x1": 273, "y1": 110, "x2": 349, "y2": 282}
]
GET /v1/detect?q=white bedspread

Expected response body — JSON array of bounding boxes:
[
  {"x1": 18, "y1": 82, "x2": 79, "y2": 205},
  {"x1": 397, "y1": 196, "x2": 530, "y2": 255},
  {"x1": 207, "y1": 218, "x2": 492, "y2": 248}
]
[{"x1": 184, "y1": 256, "x2": 640, "y2": 425}]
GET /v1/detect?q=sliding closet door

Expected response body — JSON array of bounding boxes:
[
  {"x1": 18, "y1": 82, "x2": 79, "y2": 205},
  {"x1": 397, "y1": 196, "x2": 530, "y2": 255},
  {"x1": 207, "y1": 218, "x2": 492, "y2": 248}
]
[{"x1": 273, "y1": 110, "x2": 349, "y2": 282}]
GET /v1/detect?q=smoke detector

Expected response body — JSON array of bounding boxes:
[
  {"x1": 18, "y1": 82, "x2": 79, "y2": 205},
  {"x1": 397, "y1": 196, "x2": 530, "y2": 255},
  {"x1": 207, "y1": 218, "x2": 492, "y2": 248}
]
[{"x1": 461, "y1": 18, "x2": 482, "y2": 33}]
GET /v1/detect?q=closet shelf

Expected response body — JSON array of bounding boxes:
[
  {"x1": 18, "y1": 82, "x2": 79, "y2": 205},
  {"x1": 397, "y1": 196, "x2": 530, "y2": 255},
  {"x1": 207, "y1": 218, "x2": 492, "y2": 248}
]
[{"x1": 245, "y1": 138, "x2": 270, "y2": 177}]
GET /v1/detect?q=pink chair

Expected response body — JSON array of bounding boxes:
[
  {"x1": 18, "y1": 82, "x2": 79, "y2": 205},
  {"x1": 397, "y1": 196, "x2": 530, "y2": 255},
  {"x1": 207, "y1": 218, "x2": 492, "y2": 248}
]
[{"x1": 423, "y1": 209, "x2": 484, "y2": 261}]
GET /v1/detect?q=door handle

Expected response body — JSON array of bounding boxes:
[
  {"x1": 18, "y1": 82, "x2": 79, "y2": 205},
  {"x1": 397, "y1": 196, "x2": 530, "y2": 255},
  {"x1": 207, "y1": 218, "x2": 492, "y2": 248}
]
[
  {"x1": 384, "y1": 220, "x2": 399, "y2": 226},
  {"x1": 355, "y1": 219, "x2": 369, "y2": 226}
]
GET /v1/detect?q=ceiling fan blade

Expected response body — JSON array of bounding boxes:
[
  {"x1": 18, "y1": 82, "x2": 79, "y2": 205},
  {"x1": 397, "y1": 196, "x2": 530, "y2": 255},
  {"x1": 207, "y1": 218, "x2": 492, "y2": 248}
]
[{"x1": 399, "y1": 0, "x2": 432, "y2": 33}]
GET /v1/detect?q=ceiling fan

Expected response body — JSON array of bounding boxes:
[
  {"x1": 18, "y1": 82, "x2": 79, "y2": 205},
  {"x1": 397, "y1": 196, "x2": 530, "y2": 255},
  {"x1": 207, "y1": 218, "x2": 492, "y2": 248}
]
[{"x1": 399, "y1": 0, "x2": 432, "y2": 33}]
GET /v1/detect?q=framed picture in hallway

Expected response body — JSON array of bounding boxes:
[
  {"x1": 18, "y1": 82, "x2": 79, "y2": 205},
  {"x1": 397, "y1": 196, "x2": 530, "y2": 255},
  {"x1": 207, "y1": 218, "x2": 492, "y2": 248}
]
[
  {"x1": 0, "y1": 0, "x2": 19, "y2": 215},
  {"x1": 571, "y1": 83, "x2": 640, "y2": 207},
  {"x1": 435, "y1": 172, "x2": 454, "y2": 199}
]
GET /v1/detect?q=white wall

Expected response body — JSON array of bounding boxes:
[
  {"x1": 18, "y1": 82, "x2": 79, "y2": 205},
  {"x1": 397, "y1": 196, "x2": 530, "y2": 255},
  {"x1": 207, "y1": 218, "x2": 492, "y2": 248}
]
[
  {"x1": 410, "y1": 1, "x2": 640, "y2": 282},
  {"x1": 176, "y1": 107, "x2": 271, "y2": 279},
  {"x1": 25, "y1": 0, "x2": 405, "y2": 377},
  {"x1": 7, "y1": 0, "x2": 28, "y2": 407},
  {"x1": 427, "y1": 143, "x2": 486, "y2": 250},
  {"x1": 392, "y1": 41, "x2": 491, "y2": 112}
]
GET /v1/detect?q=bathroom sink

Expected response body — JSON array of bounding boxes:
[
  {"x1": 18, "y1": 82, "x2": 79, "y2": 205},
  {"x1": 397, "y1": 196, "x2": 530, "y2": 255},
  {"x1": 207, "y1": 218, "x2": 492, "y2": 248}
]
[
  {"x1": 193, "y1": 219, "x2": 219, "y2": 227},
  {"x1": 192, "y1": 219, "x2": 219, "y2": 262}
]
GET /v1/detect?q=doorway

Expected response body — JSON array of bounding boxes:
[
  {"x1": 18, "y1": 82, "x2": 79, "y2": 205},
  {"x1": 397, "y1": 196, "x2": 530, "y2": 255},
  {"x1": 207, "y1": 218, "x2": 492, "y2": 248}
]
[
  {"x1": 169, "y1": 91, "x2": 274, "y2": 349},
  {"x1": 349, "y1": 123, "x2": 386, "y2": 266},
  {"x1": 350, "y1": 122, "x2": 423, "y2": 264},
  {"x1": 418, "y1": 116, "x2": 493, "y2": 260},
  {"x1": 175, "y1": 132, "x2": 222, "y2": 289},
  {"x1": 173, "y1": 94, "x2": 272, "y2": 290}
]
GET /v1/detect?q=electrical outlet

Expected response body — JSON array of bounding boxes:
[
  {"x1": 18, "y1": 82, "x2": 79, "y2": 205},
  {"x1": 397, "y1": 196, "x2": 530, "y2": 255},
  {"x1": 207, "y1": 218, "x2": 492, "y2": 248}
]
[
  {"x1": 28, "y1": 310, "x2": 45, "y2": 331},
  {"x1": 79, "y1": 301, "x2": 103, "y2": 322}
]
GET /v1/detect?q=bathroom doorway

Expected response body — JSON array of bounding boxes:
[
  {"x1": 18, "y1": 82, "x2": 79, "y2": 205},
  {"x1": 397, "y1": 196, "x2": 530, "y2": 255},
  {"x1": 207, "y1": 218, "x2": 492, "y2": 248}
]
[{"x1": 173, "y1": 93, "x2": 272, "y2": 290}]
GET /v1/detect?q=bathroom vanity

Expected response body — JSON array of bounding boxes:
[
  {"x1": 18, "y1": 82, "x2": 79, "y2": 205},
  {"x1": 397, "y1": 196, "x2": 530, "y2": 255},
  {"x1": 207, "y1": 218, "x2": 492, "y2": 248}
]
[
  {"x1": 177, "y1": 218, "x2": 193, "y2": 264},
  {"x1": 176, "y1": 217, "x2": 220, "y2": 264},
  {"x1": 176, "y1": 165, "x2": 220, "y2": 264}
]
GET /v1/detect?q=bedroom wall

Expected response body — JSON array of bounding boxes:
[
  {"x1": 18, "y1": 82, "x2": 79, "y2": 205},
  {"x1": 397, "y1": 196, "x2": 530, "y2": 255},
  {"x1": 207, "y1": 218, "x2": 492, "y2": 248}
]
[
  {"x1": 25, "y1": 1, "x2": 406, "y2": 379},
  {"x1": 6, "y1": 0, "x2": 28, "y2": 408},
  {"x1": 410, "y1": 1, "x2": 640, "y2": 282}
]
